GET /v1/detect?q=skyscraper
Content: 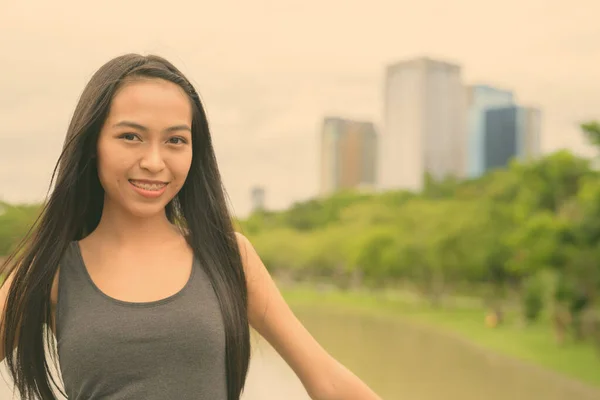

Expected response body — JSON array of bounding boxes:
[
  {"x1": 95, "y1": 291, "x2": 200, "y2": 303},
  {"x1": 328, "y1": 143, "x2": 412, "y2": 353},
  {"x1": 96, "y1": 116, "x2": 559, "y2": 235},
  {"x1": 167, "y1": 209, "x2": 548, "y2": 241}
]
[
  {"x1": 380, "y1": 57, "x2": 467, "y2": 192},
  {"x1": 466, "y1": 85, "x2": 515, "y2": 178},
  {"x1": 250, "y1": 186, "x2": 266, "y2": 212},
  {"x1": 319, "y1": 117, "x2": 377, "y2": 196},
  {"x1": 484, "y1": 105, "x2": 542, "y2": 171}
]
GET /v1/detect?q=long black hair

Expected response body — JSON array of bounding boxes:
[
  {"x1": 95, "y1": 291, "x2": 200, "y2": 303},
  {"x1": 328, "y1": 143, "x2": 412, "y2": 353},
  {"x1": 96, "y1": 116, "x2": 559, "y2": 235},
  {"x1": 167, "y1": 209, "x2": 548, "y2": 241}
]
[{"x1": 0, "y1": 54, "x2": 250, "y2": 399}]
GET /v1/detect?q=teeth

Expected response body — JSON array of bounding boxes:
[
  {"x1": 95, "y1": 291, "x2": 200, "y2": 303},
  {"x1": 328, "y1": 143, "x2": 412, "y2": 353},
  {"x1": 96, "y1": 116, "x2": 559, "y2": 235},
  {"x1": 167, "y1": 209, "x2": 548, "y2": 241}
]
[{"x1": 130, "y1": 181, "x2": 166, "y2": 191}]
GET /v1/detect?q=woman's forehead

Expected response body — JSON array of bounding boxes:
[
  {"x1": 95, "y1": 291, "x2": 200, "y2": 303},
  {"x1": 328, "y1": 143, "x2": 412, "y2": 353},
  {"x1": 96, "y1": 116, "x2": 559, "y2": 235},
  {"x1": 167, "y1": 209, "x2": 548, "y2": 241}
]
[{"x1": 107, "y1": 79, "x2": 192, "y2": 127}]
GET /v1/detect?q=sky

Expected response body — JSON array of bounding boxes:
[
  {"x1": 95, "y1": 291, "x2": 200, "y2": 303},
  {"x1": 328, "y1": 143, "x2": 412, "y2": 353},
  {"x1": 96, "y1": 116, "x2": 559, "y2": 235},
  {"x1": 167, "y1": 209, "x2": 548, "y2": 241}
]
[{"x1": 1, "y1": 0, "x2": 599, "y2": 216}]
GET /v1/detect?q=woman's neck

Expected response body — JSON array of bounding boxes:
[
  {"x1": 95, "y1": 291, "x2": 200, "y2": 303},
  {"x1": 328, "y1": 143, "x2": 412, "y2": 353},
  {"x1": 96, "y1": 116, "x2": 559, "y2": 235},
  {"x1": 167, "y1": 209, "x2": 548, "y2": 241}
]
[{"x1": 88, "y1": 202, "x2": 182, "y2": 249}]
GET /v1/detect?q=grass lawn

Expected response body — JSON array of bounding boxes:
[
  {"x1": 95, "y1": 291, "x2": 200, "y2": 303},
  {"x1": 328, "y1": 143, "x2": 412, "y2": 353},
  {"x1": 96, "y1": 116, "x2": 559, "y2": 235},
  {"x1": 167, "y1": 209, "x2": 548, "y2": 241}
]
[{"x1": 282, "y1": 286, "x2": 600, "y2": 388}]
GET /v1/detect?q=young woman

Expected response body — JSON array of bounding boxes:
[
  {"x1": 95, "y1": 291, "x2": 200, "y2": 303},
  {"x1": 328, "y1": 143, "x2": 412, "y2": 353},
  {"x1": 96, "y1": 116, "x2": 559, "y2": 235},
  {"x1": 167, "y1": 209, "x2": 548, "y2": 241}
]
[{"x1": 0, "y1": 54, "x2": 381, "y2": 400}]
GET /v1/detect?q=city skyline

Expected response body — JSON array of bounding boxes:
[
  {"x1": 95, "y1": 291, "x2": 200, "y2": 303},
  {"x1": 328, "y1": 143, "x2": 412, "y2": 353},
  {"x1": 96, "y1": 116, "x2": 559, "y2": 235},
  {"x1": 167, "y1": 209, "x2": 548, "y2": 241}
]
[
  {"x1": 321, "y1": 58, "x2": 543, "y2": 196},
  {"x1": 1, "y1": 1, "x2": 599, "y2": 216}
]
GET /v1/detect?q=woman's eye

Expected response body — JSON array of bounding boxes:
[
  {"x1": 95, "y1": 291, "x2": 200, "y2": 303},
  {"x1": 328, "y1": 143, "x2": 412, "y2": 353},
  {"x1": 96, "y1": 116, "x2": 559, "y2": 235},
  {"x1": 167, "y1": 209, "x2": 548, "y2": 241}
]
[
  {"x1": 168, "y1": 137, "x2": 187, "y2": 145},
  {"x1": 120, "y1": 133, "x2": 139, "y2": 141}
]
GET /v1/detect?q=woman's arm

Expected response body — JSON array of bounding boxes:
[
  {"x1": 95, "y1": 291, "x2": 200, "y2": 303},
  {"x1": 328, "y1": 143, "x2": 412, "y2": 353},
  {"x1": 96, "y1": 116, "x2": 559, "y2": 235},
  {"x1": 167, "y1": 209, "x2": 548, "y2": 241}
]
[{"x1": 236, "y1": 233, "x2": 382, "y2": 400}]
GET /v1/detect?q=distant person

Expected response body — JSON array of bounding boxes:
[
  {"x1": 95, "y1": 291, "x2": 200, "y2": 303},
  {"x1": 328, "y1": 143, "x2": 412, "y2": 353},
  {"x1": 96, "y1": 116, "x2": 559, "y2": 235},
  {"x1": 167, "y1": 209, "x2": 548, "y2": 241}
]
[{"x1": 0, "y1": 54, "x2": 381, "y2": 400}]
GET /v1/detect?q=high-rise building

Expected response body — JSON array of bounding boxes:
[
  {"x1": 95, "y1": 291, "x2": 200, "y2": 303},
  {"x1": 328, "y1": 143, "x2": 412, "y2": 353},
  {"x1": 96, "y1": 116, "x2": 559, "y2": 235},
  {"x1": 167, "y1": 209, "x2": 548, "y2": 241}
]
[
  {"x1": 380, "y1": 57, "x2": 467, "y2": 192},
  {"x1": 484, "y1": 105, "x2": 542, "y2": 171},
  {"x1": 319, "y1": 117, "x2": 377, "y2": 196},
  {"x1": 250, "y1": 186, "x2": 266, "y2": 212},
  {"x1": 466, "y1": 85, "x2": 515, "y2": 178}
]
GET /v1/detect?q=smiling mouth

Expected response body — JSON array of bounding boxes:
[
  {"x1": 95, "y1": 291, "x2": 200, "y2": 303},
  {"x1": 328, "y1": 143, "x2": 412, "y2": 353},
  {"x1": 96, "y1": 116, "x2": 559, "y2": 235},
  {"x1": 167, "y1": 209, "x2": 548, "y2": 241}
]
[{"x1": 128, "y1": 180, "x2": 169, "y2": 191}]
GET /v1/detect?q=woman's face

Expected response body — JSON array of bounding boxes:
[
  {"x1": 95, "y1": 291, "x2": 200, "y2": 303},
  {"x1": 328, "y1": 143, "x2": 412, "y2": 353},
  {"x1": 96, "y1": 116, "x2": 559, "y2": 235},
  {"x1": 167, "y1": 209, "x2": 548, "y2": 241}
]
[{"x1": 96, "y1": 78, "x2": 193, "y2": 219}]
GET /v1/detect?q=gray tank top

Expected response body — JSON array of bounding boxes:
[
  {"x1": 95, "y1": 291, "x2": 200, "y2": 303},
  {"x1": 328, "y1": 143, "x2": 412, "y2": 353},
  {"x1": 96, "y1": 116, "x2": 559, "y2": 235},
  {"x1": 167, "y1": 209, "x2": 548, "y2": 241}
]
[{"x1": 56, "y1": 241, "x2": 227, "y2": 399}]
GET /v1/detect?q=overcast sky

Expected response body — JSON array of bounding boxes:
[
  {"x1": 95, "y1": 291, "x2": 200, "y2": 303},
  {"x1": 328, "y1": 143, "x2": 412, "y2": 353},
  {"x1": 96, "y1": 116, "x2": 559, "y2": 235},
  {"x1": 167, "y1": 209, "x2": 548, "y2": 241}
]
[{"x1": 1, "y1": 0, "x2": 599, "y2": 216}]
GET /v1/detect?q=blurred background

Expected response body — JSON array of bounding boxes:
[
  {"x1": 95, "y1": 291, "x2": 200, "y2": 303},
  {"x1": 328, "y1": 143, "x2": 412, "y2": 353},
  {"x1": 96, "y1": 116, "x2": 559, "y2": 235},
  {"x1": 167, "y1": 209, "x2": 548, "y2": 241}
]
[{"x1": 1, "y1": 1, "x2": 600, "y2": 399}]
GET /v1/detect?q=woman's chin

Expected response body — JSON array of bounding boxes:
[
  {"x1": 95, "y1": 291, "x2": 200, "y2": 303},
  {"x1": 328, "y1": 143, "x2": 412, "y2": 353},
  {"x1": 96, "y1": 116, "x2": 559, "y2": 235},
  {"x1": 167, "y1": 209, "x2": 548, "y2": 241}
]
[{"x1": 121, "y1": 200, "x2": 172, "y2": 219}]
